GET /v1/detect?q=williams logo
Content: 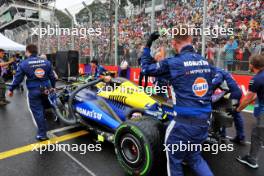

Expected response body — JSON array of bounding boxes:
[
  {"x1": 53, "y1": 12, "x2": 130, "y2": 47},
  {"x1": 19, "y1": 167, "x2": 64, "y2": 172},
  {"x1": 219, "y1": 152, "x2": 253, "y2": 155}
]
[{"x1": 192, "y1": 77, "x2": 208, "y2": 97}]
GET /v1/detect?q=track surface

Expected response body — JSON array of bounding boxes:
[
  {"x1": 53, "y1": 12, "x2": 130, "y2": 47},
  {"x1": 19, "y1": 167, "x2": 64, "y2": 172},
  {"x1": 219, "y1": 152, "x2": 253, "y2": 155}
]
[{"x1": 0, "y1": 89, "x2": 263, "y2": 176}]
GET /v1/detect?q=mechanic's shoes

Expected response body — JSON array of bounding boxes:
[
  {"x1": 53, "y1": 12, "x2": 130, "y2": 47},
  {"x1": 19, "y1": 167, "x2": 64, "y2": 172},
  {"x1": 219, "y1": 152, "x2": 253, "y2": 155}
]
[
  {"x1": 0, "y1": 100, "x2": 10, "y2": 106},
  {"x1": 0, "y1": 101, "x2": 6, "y2": 106},
  {"x1": 230, "y1": 137, "x2": 246, "y2": 145},
  {"x1": 4, "y1": 100, "x2": 10, "y2": 104},
  {"x1": 236, "y1": 155, "x2": 259, "y2": 169},
  {"x1": 36, "y1": 135, "x2": 49, "y2": 141}
]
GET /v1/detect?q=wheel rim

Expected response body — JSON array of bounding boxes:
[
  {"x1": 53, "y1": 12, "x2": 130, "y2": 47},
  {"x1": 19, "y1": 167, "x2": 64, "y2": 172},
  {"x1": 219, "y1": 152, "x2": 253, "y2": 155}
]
[{"x1": 120, "y1": 136, "x2": 141, "y2": 164}]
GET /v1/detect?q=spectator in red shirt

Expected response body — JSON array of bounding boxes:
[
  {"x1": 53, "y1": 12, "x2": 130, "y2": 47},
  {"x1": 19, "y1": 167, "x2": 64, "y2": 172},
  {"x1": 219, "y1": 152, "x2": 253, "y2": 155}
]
[
  {"x1": 235, "y1": 42, "x2": 244, "y2": 71},
  {"x1": 206, "y1": 42, "x2": 215, "y2": 64}
]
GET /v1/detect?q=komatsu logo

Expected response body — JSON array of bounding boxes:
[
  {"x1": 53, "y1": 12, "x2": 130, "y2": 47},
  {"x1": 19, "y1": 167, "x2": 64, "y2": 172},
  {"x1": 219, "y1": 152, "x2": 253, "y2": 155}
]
[
  {"x1": 183, "y1": 60, "x2": 209, "y2": 67},
  {"x1": 29, "y1": 60, "x2": 45, "y2": 64},
  {"x1": 76, "y1": 107, "x2": 102, "y2": 120}
]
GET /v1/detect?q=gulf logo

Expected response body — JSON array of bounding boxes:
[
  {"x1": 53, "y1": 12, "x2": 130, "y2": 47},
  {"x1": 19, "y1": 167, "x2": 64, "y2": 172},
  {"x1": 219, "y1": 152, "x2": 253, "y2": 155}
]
[
  {"x1": 34, "y1": 68, "x2": 45, "y2": 78},
  {"x1": 192, "y1": 77, "x2": 208, "y2": 97}
]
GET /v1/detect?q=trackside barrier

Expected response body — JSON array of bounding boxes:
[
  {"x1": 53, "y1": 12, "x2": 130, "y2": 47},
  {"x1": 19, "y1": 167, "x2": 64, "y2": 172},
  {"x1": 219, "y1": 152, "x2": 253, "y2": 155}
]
[{"x1": 79, "y1": 65, "x2": 252, "y2": 98}]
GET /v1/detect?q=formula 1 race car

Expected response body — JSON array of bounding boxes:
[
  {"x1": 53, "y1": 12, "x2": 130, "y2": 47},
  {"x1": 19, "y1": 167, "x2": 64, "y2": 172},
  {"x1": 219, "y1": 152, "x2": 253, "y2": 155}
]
[{"x1": 48, "y1": 77, "x2": 234, "y2": 176}]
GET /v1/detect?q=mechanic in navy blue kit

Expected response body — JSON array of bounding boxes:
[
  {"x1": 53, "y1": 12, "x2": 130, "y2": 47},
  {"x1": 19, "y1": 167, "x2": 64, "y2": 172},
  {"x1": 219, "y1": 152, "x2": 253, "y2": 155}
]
[
  {"x1": 212, "y1": 67, "x2": 245, "y2": 144},
  {"x1": 8, "y1": 44, "x2": 56, "y2": 141},
  {"x1": 140, "y1": 26, "x2": 214, "y2": 176},
  {"x1": 236, "y1": 54, "x2": 264, "y2": 169},
  {"x1": 90, "y1": 59, "x2": 107, "y2": 79},
  {"x1": 0, "y1": 49, "x2": 15, "y2": 106}
]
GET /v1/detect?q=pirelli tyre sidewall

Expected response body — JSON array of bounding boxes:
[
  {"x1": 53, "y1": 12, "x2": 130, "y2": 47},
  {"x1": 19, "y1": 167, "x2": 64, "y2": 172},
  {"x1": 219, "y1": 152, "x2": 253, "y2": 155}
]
[{"x1": 114, "y1": 117, "x2": 164, "y2": 176}]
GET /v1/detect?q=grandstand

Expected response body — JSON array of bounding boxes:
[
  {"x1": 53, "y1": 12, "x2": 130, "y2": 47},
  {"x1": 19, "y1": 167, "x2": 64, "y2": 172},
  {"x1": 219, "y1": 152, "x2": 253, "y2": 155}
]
[
  {"x1": 0, "y1": 0, "x2": 55, "y2": 32},
  {"x1": 0, "y1": 0, "x2": 262, "y2": 72},
  {"x1": 0, "y1": 0, "x2": 57, "y2": 46}
]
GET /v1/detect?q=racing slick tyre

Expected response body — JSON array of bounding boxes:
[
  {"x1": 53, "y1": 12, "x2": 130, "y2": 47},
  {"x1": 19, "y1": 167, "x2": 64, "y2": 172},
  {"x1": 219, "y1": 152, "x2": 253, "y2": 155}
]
[{"x1": 114, "y1": 116, "x2": 165, "y2": 176}]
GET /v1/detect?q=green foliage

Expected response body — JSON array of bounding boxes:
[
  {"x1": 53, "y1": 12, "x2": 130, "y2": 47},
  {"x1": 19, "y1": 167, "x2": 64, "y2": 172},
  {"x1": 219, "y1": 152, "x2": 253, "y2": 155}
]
[
  {"x1": 75, "y1": 1, "x2": 109, "y2": 22},
  {"x1": 75, "y1": 0, "x2": 127, "y2": 23},
  {"x1": 120, "y1": 0, "x2": 128, "y2": 7},
  {"x1": 54, "y1": 9, "x2": 71, "y2": 28}
]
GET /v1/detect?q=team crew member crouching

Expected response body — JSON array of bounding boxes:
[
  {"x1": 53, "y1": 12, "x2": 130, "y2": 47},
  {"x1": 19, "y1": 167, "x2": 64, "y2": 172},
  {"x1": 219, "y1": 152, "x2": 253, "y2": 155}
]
[
  {"x1": 212, "y1": 67, "x2": 245, "y2": 144},
  {"x1": 236, "y1": 54, "x2": 264, "y2": 169},
  {"x1": 140, "y1": 28, "x2": 214, "y2": 176},
  {"x1": 8, "y1": 44, "x2": 56, "y2": 141}
]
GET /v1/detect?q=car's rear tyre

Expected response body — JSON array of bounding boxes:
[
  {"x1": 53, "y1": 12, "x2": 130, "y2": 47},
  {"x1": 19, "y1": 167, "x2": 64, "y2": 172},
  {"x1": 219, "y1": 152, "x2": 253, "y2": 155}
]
[{"x1": 114, "y1": 117, "x2": 165, "y2": 176}]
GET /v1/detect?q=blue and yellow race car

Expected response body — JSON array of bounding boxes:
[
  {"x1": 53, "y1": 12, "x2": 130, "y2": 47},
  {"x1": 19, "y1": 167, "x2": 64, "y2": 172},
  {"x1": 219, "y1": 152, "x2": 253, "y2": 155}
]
[{"x1": 48, "y1": 77, "x2": 233, "y2": 176}]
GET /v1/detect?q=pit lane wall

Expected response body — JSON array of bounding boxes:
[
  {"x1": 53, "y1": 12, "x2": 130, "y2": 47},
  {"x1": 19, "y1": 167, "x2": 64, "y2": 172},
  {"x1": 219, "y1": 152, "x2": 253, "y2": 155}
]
[{"x1": 79, "y1": 64, "x2": 252, "y2": 97}]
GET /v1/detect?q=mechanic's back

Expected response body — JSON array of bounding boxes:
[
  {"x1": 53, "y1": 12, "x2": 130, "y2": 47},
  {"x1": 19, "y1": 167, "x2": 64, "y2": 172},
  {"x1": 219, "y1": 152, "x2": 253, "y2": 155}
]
[
  {"x1": 212, "y1": 67, "x2": 242, "y2": 99},
  {"x1": 168, "y1": 47, "x2": 213, "y2": 116},
  {"x1": 14, "y1": 56, "x2": 55, "y2": 89},
  {"x1": 140, "y1": 27, "x2": 214, "y2": 176},
  {"x1": 212, "y1": 67, "x2": 245, "y2": 143},
  {"x1": 9, "y1": 44, "x2": 56, "y2": 141},
  {"x1": 141, "y1": 40, "x2": 213, "y2": 118}
]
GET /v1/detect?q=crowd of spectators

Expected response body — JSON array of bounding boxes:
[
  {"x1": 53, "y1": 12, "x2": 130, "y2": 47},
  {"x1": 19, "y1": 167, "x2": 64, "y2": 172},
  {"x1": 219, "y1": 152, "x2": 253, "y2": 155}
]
[{"x1": 34, "y1": 0, "x2": 263, "y2": 72}]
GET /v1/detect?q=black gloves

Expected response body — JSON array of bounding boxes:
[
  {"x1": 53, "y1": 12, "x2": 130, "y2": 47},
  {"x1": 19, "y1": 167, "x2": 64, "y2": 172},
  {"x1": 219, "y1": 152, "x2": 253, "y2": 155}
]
[{"x1": 146, "y1": 31, "x2": 160, "y2": 48}]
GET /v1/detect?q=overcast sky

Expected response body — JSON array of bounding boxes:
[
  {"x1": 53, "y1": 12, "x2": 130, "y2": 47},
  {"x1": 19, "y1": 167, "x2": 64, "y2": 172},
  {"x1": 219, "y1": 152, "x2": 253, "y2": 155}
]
[
  {"x1": 48, "y1": 0, "x2": 95, "y2": 14},
  {"x1": 52, "y1": 0, "x2": 109, "y2": 14},
  {"x1": 54, "y1": 0, "x2": 94, "y2": 10}
]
